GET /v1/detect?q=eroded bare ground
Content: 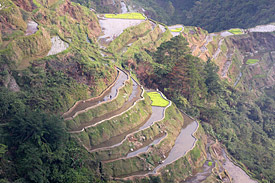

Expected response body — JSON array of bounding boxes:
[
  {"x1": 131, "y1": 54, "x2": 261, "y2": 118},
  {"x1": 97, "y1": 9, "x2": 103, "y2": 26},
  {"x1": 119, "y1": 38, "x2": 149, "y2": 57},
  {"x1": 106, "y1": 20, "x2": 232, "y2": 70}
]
[
  {"x1": 47, "y1": 36, "x2": 69, "y2": 56},
  {"x1": 98, "y1": 17, "x2": 145, "y2": 45},
  {"x1": 25, "y1": 21, "x2": 38, "y2": 36},
  {"x1": 210, "y1": 140, "x2": 258, "y2": 183}
]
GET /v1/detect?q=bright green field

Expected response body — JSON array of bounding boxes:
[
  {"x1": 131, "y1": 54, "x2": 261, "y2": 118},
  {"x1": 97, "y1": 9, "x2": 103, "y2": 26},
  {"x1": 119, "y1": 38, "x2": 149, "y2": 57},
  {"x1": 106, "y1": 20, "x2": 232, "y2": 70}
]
[
  {"x1": 147, "y1": 92, "x2": 169, "y2": 107},
  {"x1": 228, "y1": 29, "x2": 243, "y2": 35},
  {"x1": 104, "y1": 13, "x2": 146, "y2": 20},
  {"x1": 246, "y1": 59, "x2": 259, "y2": 64},
  {"x1": 208, "y1": 161, "x2": 213, "y2": 166},
  {"x1": 170, "y1": 28, "x2": 183, "y2": 32}
]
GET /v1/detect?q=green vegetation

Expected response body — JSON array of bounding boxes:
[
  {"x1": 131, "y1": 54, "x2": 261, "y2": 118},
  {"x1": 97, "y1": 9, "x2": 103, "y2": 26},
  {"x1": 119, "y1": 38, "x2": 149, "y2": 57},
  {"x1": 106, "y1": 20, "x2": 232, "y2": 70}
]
[
  {"x1": 105, "y1": 13, "x2": 146, "y2": 20},
  {"x1": 130, "y1": 0, "x2": 275, "y2": 32},
  {"x1": 170, "y1": 27, "x2": 183, "y2": 32},
  {"x1": 228, "y1": 28, "x2": 243, "y2": 35},
  {"x1": 147, "y1": 92, "x2": 169, "y2": 107},
  {"x1": 127, "y1": 35, "x2": 274, "y2": 182},
  {"x1": 102, "y1": 103, "x2": 186, "y2": 178},
  {"x1": 208, "y1": 161, "x2": 213, "y2": 166},
  {"x1": 76, "y1": 94, "x2": 152, "y2": 147},
  {"x1": 246, "y1": 59, "x2": 259, "y2": 65},
  {"x1": 0, "y1": 2, "x2": 117, "y2": 182}
]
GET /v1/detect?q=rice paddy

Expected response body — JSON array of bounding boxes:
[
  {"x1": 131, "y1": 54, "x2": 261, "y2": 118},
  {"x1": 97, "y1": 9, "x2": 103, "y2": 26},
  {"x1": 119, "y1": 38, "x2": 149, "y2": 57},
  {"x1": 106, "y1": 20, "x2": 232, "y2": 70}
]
[
  {"x1": 170, "y1": 28, "x2": 183, "y2": 32},
  {"x1": 147, "y1": 92, "x2": 169, "y2": 107},
  {"x1": 228, "y1": 28, "x2": 243, "y2": 35},
  {"x1": 246, "y1": 59, "x2": 259, "y2": 65},
  {"x1": 104, "y1": 13, "x2": 146, "y2": 20}
]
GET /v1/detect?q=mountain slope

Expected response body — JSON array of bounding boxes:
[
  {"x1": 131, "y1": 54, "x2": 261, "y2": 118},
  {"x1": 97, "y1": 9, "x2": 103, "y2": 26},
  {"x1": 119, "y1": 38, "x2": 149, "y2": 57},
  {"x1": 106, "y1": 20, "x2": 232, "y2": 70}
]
[{"x1": 0, "y1": 0, "x2": 274, "y2": 182}]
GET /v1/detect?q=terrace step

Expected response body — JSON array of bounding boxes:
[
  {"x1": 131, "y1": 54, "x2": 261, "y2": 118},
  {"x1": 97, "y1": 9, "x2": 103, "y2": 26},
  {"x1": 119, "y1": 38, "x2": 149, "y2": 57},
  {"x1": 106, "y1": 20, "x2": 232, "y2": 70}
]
[{"x1": 63, "y1": 68, "x2": 129, "y2": 120}]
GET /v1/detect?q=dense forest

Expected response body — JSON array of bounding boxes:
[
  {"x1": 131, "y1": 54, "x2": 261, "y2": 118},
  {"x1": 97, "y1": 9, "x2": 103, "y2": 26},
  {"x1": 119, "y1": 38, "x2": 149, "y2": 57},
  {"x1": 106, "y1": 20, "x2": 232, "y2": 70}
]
[
  {"x1": 132, "y1": 0, "x2": 275, "y2": 32},
  {"x1": 131, "y1": 36, "x2": 275, "y2": 182},
  {"x1": 76, "y1": 0, "x2": 275, "y2": 32}
]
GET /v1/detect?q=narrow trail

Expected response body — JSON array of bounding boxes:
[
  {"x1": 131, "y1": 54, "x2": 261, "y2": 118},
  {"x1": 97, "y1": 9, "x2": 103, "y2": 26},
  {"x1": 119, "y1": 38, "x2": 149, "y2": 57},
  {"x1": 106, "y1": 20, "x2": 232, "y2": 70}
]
[
  {"x1": 63, "y1": 68, "x2": 128, "y2": 120},
  {"x1": 69, "y1": 78, "x2": 142, "y2": 133},
  {"x1": 87, "y1": 91, "x2": 170, "y2": 152}
]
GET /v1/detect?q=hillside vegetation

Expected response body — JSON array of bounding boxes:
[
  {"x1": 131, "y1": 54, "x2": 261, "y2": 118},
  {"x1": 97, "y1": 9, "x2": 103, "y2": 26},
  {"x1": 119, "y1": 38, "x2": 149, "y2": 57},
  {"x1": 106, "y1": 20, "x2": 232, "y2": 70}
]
[
  {"x1": 0, "y1": 0, "x2": 274, "y2": 182},
  {"x1": 131, "y1": 0, "x2": 275, "y2": 32}
]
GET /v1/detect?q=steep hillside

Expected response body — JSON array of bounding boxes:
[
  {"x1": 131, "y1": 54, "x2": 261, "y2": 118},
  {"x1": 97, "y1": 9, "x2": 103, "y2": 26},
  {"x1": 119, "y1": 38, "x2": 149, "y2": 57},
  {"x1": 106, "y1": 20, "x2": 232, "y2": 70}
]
[{"x1": 0, "y1": 0, "x2": 274, "y2": 182}]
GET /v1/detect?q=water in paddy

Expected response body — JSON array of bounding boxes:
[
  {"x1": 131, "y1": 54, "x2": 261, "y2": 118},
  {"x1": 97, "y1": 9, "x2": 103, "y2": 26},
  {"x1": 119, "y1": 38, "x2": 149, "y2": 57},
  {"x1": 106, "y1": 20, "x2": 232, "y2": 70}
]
[
  {"x1": 63, "y1": 69, "x2": 127, "y2": 119},
  {"x1": 89, "y1": 95, "x2": 166, "y2": 151},
  {"x1": 72, "y1": 78, "x2": 142, "y2": 132},
  {"x1": 150, "y1": 120, "x2": 198, "y2": 174}
]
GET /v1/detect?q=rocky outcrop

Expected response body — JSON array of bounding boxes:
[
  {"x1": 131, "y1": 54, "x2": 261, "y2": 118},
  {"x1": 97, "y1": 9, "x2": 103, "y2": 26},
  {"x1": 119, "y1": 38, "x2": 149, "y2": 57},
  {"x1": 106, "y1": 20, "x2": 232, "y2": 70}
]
[
  {"x1": 47, "y1": 36, "x2": 69, "y2": 56},
  {"x1": 0, "y1": 65, "x2": 20, "y2": 92}
]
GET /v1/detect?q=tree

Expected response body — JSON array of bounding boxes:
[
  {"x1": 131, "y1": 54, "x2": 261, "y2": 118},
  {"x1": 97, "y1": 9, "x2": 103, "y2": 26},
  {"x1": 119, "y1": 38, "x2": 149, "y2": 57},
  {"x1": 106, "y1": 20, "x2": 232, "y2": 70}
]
[{"x1": 204, "y1": 58, "x2": 221, "y2": 97}]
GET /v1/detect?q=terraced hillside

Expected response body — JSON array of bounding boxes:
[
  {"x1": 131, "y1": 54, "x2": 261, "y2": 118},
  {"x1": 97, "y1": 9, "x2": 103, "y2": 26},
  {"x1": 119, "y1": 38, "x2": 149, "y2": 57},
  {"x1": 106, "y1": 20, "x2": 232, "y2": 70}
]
[
  {"x1": 0, "y1": 0, "x2": 273, "y2": 182},
  {"x1": 0, "y1": 1, "x2": 208, "y2": 182}
]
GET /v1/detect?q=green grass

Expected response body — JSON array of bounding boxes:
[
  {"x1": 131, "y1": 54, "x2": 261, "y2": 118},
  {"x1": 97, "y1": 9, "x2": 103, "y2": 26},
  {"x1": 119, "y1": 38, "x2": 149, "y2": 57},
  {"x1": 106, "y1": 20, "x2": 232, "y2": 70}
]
[
  {"x1": 208, "y1": 161, "x2": 213, "y2": 166},
  {"x1": 32, "y1": 0, "x2": 42, "y2": 8},
  {"x1": 246, "y1": 59, "x2": 259, "y2": 65},
  {"x1": 170, "y1": 28, "x2": 183, "y2": 32},
  {"x1": 147, "y1": 92, "x2": 169, "y2": 107},
  {"x1": 104, "y1": 13, "x2": 146, "y2": 20},
  {"x1": 228, "y1": 29, "x2": 243, "y2": 35}
]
